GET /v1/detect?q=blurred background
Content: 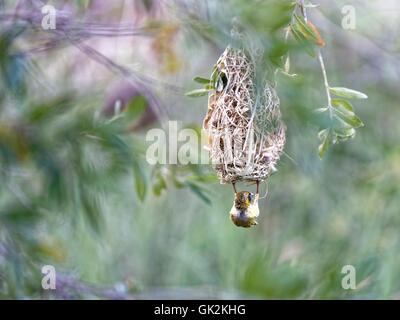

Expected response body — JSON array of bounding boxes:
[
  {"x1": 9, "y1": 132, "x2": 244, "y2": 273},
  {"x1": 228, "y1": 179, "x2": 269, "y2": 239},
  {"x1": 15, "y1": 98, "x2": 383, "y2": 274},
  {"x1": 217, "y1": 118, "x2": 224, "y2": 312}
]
[{"x1": 0, "y1": 0, "x2": 399, "y2": 299}]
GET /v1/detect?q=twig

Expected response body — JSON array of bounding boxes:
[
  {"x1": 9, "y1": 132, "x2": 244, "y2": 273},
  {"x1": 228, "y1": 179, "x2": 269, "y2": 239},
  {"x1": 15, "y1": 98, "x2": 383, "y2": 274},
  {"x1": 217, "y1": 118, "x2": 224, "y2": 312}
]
[
  {"x1": 299, "y1": 1, "x2": 333, "y2": 117},
  {"x1": 317, "y1": 49, "x2": 333, "y2": 116},
  {"x1": 0, "y1": 10, "x2": 181, "y2": 97},
  {"x1": 64, "y1": 32, "x2": 170, "y2": 124},
  {"x1": 299, "y1": 0, "x2": 308, "y2": 22}
]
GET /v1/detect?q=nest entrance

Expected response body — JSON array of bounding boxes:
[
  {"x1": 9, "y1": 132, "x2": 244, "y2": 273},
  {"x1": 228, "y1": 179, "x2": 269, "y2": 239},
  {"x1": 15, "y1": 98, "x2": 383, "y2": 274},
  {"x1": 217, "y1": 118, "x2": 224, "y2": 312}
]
[{"x1": 203, "y1": 46, "x2": 286, "y2": 184}]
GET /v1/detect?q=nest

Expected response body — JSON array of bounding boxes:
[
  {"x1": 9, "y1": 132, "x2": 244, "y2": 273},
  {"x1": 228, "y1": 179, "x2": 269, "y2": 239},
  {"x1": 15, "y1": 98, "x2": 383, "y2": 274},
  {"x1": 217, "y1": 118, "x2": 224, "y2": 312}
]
[{"x1": 203, "y1": 46, "x2": 286, "y2": 184}]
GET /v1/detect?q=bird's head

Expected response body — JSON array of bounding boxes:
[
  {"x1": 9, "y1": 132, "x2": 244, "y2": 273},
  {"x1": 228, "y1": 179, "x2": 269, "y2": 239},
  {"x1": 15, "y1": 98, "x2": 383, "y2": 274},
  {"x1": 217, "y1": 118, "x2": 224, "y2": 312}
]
[{"x1": 234, "y1": 191, "x2": 256, "y2": 211}]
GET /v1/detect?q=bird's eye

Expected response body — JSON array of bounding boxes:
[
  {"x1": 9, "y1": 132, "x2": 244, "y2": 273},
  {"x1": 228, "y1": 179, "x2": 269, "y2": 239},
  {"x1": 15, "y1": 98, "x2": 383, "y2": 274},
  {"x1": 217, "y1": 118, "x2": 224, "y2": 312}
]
[{"x1": 248, "y1": 194, "x2": 253, "y2": 201}]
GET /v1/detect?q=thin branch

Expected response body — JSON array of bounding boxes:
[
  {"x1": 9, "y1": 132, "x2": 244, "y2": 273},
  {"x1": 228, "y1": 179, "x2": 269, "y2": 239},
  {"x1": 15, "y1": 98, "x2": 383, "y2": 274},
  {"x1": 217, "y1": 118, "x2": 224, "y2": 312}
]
[
  {"x1": 299, "y1": 0, "x2": 308, "y2": 22},
  {"x1": 0, "y1": 12, "x2": 154, "y2": 38},
  {"x1": 64, "y1": 32, "x2": 170, "y2": 125},
  {"x1": 299, "y1": 1, "x2": 333, "y2": 116},
  {"x1": 317, "y1": 50, "x2": 333, "y2": 115}
]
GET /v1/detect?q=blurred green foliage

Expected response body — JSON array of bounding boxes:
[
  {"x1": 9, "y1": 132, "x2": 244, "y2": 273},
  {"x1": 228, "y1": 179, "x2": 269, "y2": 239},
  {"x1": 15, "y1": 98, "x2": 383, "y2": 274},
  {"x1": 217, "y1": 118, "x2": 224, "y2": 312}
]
[{"x1": 0, "y1": 0, "x2": 399, "y2": 300}]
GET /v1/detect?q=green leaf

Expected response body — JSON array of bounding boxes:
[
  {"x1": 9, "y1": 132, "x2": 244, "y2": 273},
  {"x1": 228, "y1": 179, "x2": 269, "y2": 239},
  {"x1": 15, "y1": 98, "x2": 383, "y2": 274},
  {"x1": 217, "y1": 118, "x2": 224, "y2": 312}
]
[
  {"x1": 81, "y1": 189, "x2": 102, "y2": 233},
  {"x1": 27, "y1": 95, "x2": 71, "y2": 122},
  {"x1": 183, "y1": 182, "x2": 211, "y2": 205},
  {"x1": 240, "y1": 0, "x2": 295, "y2": 34},
  {"x1": 133, "y1": 158, "x2": 147, "y2": 202},
  {"x1": 185, "y1": 88, "x2": 209, "y2": 97},
  {"x1": 152, "y1": 172, "x2": 167, "y2": 196},
  {"x1": 173, "y1": 178, "x2": 185, "y2": 188},
  {"x1": 188, "y1": 173, "x2": 218, "y2": 183},
  {"x1": 329, "y1": 87, "x2": 368, "y2": 99},
  {"x1": 332, "y1": 117, "x2": 357, "y2": 143},
  {"x1": 268, "y1": 40, "x2": 290, "y2": 68},
  {"x1": 124, "y1": 95, "x2": 147, "y2": 120},
  {"x1": 193, "y1": 77, "x2": 210, "y2": 84},
  {"x1": 0, "y1": 202, "x2": 38, "y2": 226},
  {"x1": 315, "y1": 107, "x2": 329, "y2": 113},
  {"x1": 332, "y1": 99, "x2": 355, "y2": 112},
  {"x1": 335, "y1": 127, "x2": 356, "y2": 141},
  {"x1": 290, "y1": 24, "x2": 316, "y2": 58},
  {"x1": 294, "y1": 14, "x2": 320, "y2": 43},
  {"x1": 332, "y1": 99, "x2": 364, "y2": 128},
  {"x1": 284, "y1": 56, "x2": 290, "y2": 73},
  {"x1": 318, "y1": 129, "x2": 331, "y2": 159}
]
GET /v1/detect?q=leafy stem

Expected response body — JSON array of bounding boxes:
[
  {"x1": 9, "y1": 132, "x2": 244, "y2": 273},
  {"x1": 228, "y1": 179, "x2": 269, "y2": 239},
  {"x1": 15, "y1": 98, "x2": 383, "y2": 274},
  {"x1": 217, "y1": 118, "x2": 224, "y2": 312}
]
[
  {"x1": 296, "y1": 1, "x2": 367, "y2": 158},
  {"x1": 317, "y1": 49, "x2": 333, "y2": 117},
  {"x1": 299, "y1": 1, "x2": 332, "y2": 111}
]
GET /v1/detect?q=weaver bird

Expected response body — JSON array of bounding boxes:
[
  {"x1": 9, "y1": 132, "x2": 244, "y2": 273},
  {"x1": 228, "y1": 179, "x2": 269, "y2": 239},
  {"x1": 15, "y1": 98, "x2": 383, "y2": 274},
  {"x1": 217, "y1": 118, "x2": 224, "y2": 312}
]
[{"x1": 230, "y1": 181, "x2": 260, "y2": 228}]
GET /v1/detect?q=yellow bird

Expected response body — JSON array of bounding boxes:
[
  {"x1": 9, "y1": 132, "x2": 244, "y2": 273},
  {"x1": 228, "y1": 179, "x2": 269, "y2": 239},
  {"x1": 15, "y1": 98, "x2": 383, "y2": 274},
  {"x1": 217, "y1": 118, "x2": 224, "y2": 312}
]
[{"x1": 230, "y1": 182, "x2": 260, "y2": 228}]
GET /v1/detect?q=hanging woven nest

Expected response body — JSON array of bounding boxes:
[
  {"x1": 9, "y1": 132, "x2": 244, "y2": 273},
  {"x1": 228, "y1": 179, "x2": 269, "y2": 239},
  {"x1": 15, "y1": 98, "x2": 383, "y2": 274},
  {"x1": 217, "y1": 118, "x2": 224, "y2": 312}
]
[{"x1": 203, "y1": 46, "x2": 286, "y2": 185}]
